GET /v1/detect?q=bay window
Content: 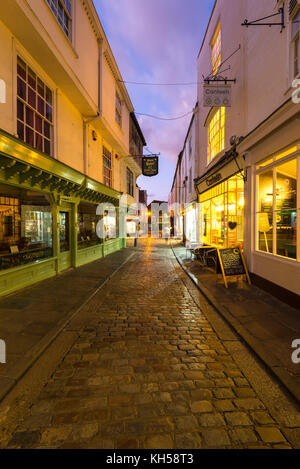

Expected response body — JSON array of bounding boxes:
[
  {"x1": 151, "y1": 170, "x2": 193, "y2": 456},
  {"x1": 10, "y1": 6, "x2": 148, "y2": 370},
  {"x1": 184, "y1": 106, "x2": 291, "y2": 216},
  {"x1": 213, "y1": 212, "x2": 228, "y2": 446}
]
[{"x1": 256, "y1": 146, "x2": 299, "y2": 260}]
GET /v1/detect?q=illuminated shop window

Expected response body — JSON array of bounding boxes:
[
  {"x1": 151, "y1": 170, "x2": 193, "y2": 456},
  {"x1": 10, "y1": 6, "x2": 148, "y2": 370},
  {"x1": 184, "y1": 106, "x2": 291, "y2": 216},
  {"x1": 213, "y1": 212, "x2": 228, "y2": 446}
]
[
  {"x1": 200, "y1": 175, "x2": 244, "y2": 249},
  {"x1": 0, "y1": 184, "x2": 52, "y2": 270},
  {"x1": 256, "y1": 156, "x2": 298, "y2": 260},
  {"x1": 207, "y1": 107, "x2": 225, "y2": 164},
  {"x1": 211, "y1": 22, "x2": 221, "y2": 75},
  {"x1": 47, "y1": 0, "x2": 72, "y2": 40},
  {"x1": 17, "y1": 57, "x2": 53, "y2": 156}
]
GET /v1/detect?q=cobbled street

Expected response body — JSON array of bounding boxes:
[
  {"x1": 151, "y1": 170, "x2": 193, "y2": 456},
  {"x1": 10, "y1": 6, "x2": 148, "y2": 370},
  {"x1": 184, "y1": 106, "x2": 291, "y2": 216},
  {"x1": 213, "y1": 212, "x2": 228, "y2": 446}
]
[{"x1": 4, "y1": 239, "x2": 300, "y2": 449}]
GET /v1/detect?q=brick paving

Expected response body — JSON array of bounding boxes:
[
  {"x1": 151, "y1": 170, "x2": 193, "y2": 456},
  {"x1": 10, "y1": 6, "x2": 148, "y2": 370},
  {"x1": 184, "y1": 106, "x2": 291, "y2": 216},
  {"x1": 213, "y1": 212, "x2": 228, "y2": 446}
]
[{"x1": 4, "y1": 239, "x2": 300, "y2": 449}]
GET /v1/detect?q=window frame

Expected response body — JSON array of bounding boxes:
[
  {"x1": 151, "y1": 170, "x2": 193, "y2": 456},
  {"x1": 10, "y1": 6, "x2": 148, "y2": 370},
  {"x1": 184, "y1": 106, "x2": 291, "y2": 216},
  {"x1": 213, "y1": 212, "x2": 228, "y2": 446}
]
[
  {"x1": 126, "y1": 167, "x2": 134, "y2": 197},
  {"x1": 290, "y1": 6, "x2": 300, "y2": 78},
  {"x1": 255, "y1": 145, "x2": 300, "y2": 262},
  {"x1": 46, "y1": 0, "x2": 72, "y2": 42},
  {"x1": 207, "y1": 107, "x2": 225, "y2": 165},
  {"x1": 211, "y1": 21, "x2": 221, "y2": 76},
  {"x1": 103, "y1": 145, "x2": 112, "y2": 188},
  {"x1": 16, "y1": 56, "x2": 53, "y2": 157},
  {"x1": 115, "y1": 91, "x2": 122, "y2": 128}
]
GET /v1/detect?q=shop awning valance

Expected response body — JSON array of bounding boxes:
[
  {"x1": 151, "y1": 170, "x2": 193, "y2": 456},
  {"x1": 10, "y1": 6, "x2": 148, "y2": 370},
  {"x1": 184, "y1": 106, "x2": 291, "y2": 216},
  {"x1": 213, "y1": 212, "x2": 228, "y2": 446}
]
[{"x1": 0, "y1": 129, "x2": 121, "y2": 205}]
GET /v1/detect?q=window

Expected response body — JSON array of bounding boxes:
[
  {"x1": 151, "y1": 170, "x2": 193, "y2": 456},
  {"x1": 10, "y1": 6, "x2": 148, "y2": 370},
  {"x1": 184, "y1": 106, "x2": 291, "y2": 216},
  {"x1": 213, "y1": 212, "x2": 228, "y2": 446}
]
[
  {"x1": 77, "y1": 202, "x2": 102, "y2": 249},
  {"x1": 0, "y1": 183, "x2": 52, "y2": 270},
  {"x1": 47, "y1": 0, "x2": 72, "y2": 40},
  {"x1": 200, "y1": 175, "x2": 244, "y2": 248},
  {"x1": 115, "y1": 91, "x2": 122, "y2": 128},
  {"x1": 207, "y1": 107, "x2": 225, "y2": 164},
  {"x1": 17, "y1": 57, "x2": 53, "y2": 156},
  {"x1": 211, "y1": 22, "x2": 221, "y2": 75},
  {"x1": 291, "y1": 9, "x2": 300, "y2": 77},
  {"x1": 256, "y1": 155, "x2": 298, "y2": 260},
  {"x1": 189, "y1": 137, "x2": 192, "y2": 158},
  {"x1": 103, "y1": 146, "x2": 112, "y2": 187},
  {"x1": 127, "y1": 168, "x2": 134, "y2": 197}
]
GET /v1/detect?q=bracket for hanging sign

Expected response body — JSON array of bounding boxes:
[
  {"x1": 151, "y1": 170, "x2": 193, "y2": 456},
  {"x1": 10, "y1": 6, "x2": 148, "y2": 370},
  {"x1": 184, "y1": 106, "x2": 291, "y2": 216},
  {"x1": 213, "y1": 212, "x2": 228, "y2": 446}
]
[
  {"x1": 241, "y1": 7, "x2": 285, "y2": 33},
  {"x1": 204, "y1": 76, "x2": 236, "y2": 85}
]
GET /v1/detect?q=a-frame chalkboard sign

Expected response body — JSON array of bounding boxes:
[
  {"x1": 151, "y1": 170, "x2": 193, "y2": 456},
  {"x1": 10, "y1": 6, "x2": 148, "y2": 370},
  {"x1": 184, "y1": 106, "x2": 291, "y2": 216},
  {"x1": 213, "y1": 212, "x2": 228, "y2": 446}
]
[{"x1": 217, "y1": 247, "x2": 251, "y2": 288}]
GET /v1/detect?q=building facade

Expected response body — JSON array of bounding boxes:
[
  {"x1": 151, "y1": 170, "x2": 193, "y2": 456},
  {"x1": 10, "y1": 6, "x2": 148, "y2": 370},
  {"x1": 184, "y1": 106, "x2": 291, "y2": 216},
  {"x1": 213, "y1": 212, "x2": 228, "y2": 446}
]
[
  {"x1": 0, "y1": 0, "x2": 144, "y2": 296},
  {"x1": 169, "y1": 106, "x2": 198, "y2": 241},
  {"x1": 194, "y1": 0, "x2": 300, "y2": 302}
]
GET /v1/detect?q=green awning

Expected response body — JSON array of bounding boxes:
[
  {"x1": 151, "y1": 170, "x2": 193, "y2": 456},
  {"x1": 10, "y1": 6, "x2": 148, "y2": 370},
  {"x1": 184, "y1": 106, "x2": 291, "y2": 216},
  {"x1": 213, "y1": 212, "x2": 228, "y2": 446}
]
[{"x1": 0, "y1": 128, "x2": 121, "y2": 205}]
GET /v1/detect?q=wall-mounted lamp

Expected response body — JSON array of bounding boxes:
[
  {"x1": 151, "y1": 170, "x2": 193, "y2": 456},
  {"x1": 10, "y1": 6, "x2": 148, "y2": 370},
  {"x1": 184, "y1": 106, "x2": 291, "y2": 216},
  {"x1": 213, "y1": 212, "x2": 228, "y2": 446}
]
[{"x1": 92, "y1": 130, "x2": 97, "y2": 141}]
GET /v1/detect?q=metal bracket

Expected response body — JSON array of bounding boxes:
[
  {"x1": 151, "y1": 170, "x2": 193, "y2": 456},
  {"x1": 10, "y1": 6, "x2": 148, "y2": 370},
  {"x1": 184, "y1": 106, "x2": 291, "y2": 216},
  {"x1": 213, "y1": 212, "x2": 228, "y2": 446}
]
[{"x1": 241, "y1": 7, "x2": 285, "y2": 33}]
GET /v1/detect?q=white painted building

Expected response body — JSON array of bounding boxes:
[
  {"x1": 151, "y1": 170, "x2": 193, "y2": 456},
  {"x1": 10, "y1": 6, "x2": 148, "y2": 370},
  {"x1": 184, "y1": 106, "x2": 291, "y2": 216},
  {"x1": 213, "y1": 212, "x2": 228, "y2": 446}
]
[{"x1": 194, "y1": 0, "x2": 300, "y2": 304}]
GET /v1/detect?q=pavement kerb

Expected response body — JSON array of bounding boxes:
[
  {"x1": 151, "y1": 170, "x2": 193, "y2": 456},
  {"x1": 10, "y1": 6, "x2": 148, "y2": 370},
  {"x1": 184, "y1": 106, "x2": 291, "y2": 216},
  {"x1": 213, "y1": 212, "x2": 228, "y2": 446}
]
[
  {"x1": 0, "y1": 250, "x2": 136, "y2": 404},
  {"x1": 171, "y1": 243, "x2": 300, "y2": 406}
]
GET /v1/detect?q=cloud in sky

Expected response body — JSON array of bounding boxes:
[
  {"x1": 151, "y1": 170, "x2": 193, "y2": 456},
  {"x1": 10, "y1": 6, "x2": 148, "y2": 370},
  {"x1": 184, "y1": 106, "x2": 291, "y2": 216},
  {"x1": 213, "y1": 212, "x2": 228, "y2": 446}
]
[{"x1": 94, "y1": 0, "x2": 214, "y2": 199}]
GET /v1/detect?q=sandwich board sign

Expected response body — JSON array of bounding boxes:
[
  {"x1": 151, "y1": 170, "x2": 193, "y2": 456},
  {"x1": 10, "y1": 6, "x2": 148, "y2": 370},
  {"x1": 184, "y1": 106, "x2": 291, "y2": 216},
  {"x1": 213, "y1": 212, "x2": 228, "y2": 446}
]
[
  {"x1": 217, "y1": 247, "x2": 251, "y2": 288},
  {"x1": 203, "y1": 84, "x2": 231, "y2": 107}
]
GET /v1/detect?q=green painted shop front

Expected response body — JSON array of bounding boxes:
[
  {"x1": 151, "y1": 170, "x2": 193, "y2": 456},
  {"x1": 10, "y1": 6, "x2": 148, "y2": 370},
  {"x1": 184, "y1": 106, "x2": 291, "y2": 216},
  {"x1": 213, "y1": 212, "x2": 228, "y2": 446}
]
[{"x1": 0, "y1": 129, "x2": 125, "y2": 297}]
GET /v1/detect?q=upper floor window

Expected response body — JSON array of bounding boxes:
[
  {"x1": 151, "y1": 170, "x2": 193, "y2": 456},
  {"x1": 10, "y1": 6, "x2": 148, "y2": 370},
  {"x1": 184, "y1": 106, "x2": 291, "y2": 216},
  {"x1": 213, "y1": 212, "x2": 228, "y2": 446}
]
[
  {"x1": 17, "y1": 57, "x2": 53, "y2": 156},
  {"x1": 47, "y1": 0, "x2": 72, "y2": 40},
  {"x1": 126, "y1": 168, "x2": 134, "y2": 197},
  {"x1": 291, "y1": 9, "x2": 300, "y2": 77},
  {"x1": 207, "y1": 107, "x2": 225, "y2": 164},
  {"x1": 188, "y1": 137, "x2": 192, "y2": 158},
  {"x1": 115, "y1": 91, "x2": 122, "y2": 128},
  {"x1": 103, "y1": 146, "x2": 112, "y2": 187},
  {"x1": 189, "y1": 168, "x2": 193, "y2": 193},
  {"x1": 211, "y1": 22, "x2": 221, "y2": 76}
]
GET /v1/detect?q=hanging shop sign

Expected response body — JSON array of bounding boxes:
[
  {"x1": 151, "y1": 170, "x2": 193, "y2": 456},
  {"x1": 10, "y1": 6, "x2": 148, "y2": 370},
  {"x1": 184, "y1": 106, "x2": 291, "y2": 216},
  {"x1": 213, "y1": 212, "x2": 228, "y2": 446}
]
[
  {"x1": 217, "y1": 247, "x2": 251, "y2": 288},
  {"x1": 203, "y1": 84, "x2": 231, "y2": 107},
  {"x1": 142, "y1": 156, "x2": 159, "y2": 177}
]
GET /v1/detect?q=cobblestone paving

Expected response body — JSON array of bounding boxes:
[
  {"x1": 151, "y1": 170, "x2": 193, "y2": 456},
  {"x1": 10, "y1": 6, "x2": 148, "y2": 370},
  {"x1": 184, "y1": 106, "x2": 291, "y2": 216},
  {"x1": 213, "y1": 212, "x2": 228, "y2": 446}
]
[{"x1": 5, "y1": 240, "x2": 300, "y2": 449}]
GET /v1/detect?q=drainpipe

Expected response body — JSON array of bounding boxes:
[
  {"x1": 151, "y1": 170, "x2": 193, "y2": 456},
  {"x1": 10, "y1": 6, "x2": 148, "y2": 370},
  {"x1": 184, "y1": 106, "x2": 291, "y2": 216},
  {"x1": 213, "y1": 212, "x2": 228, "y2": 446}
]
[{"x1": 83, "y1": 38, "x2": 103, "y2": 175}]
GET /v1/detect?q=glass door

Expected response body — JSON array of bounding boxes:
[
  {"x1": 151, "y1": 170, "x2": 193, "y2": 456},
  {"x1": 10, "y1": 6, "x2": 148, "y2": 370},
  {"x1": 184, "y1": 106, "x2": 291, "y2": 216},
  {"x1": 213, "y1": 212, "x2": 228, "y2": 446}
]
[{"x1": 58, "y1": 210, "x2": 71, "y2": 270}]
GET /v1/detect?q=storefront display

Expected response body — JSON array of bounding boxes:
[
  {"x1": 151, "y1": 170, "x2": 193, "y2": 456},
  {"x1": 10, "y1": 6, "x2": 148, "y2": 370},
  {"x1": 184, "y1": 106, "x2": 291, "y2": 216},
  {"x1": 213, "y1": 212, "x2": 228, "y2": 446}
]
[
  {"x1": 185, "y1": 204, "x2": 197, "y2": 243},
  {"x1": 256, "y1": 153, "x2": 297, "y2": 260},
  {"x1": 0, "y1": 184, "x2": 52, "y2": 270},
  {"x1": 77, "y1": 202, "x2": 102, "y2": 249},
  {"x1": 199, "y1": 175, "x2": 244, "y2": 248}
]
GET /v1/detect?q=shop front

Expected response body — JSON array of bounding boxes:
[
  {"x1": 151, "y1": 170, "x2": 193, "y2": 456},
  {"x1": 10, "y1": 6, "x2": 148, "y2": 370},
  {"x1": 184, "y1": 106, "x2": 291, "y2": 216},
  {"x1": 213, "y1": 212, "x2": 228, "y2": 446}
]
[
  {"x1": 250, "y1": 141, "x2": 300, "y2": 298},
  {"x1": 196, "y1": 155, "x2": 245, "y2": 249},
  {"x1": 185, "y1": 202, "x2": 198, "y2": 244},
  {"x1": 0, "y1": 129, "x2": 123, "y2": 296}
]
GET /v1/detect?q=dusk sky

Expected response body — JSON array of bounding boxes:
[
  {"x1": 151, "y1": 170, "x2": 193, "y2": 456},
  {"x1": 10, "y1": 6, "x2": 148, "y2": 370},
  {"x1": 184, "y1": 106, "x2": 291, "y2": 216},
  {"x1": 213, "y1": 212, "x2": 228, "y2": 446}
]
[{"x1": 94, "y1": 0, "x2": 215, "y2": 203}]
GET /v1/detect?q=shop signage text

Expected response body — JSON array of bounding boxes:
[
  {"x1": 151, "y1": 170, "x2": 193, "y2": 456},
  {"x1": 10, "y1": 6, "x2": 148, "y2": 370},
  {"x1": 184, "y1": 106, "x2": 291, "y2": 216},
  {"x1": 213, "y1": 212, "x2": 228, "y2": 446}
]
[
  {"x1": 142, "y1": 156, "x2": 159, "y2": 177},
  {"x1": 206, "y1": 173, "x2": 222, "y2": 187},
  {"x1": 203, "y1": 84, "x2": 231, "y2": 107}
]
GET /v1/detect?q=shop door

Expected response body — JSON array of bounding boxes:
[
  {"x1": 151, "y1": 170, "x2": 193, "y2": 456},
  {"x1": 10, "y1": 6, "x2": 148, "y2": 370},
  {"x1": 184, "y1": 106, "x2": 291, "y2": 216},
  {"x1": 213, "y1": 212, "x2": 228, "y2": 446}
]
[{"x1": 58, "y1": 210, "x2": 71, "y2": 271}]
